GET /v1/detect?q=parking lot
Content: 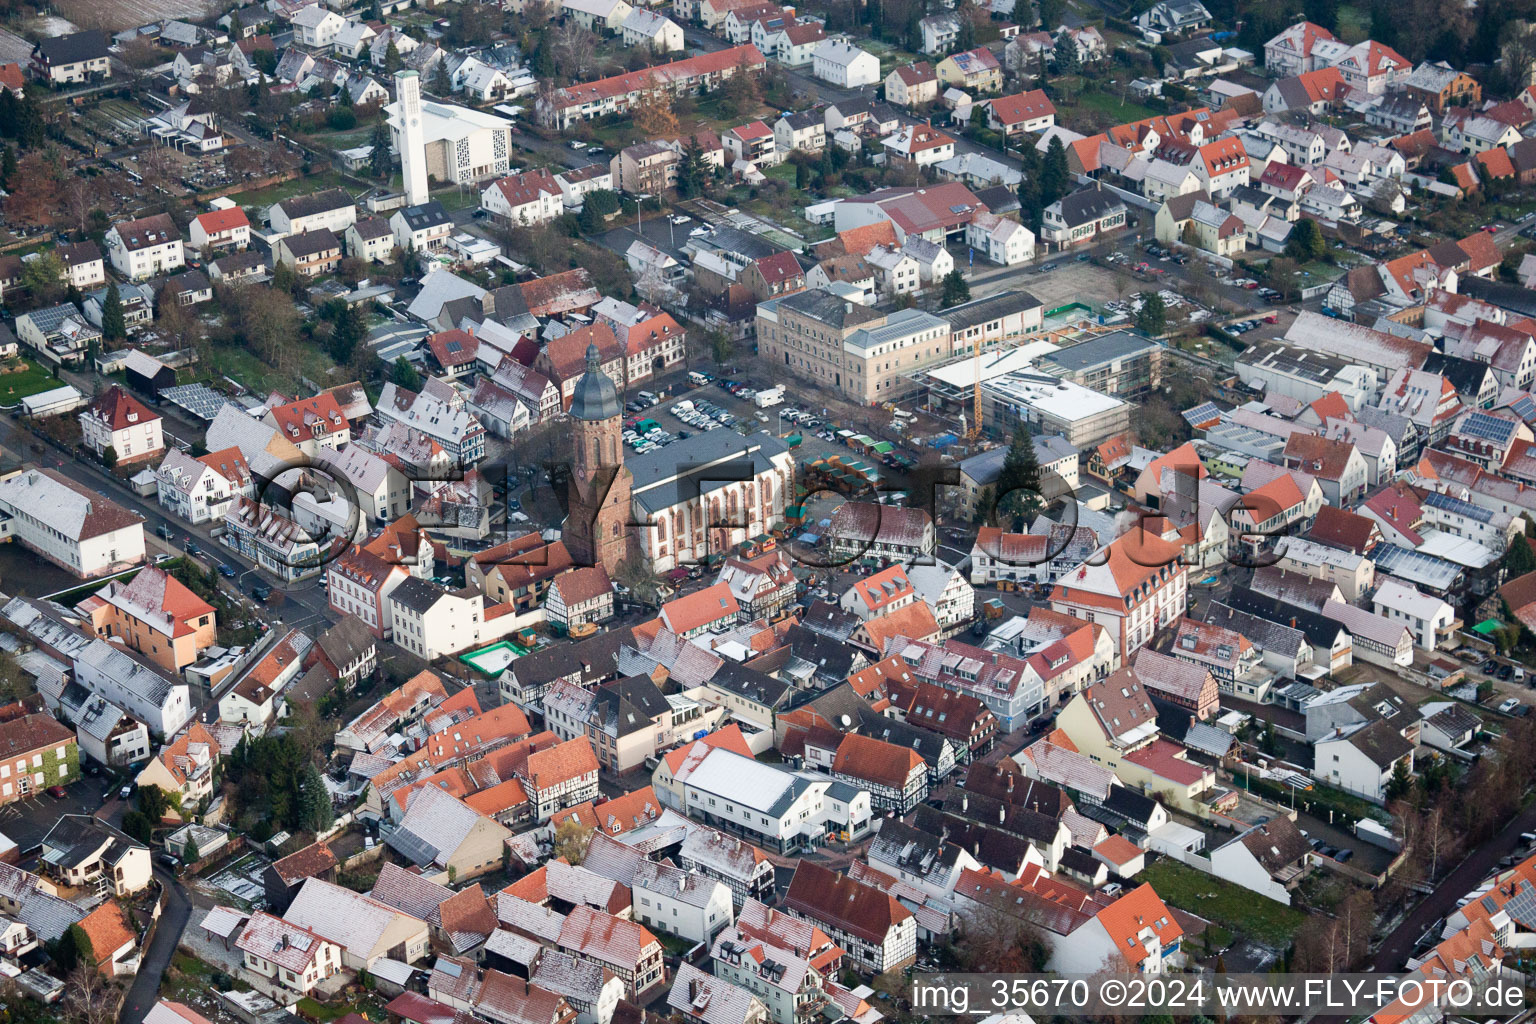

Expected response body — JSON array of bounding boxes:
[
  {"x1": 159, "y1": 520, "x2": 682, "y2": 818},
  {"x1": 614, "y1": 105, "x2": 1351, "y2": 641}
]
[
  {"x1": 622, "y1": 376, "x2": 819, "y2": 456},
  {"x1": 0, "y1": 776, "x2": 108, "y2": 855}
]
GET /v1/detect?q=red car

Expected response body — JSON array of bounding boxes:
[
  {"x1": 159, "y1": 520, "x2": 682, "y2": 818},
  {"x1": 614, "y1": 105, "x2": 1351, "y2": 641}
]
[{"x1": 46, "y1": 786, "x2": 66, "y2": 799}]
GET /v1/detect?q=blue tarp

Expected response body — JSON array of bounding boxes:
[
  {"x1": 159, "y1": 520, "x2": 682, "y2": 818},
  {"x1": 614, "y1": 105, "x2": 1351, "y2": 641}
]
[
  {"x1": 798, "y1": 533, "x2": 820, "y2": 544},
  {"x1": 931, "y1": 433, "x2": 959, "y2": 448}
]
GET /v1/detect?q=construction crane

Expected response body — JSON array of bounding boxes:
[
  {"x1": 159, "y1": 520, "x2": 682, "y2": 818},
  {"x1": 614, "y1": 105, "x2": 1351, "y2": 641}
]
[{"x1": 965, "y1": 323, "x2": 1118, "y2": 441}]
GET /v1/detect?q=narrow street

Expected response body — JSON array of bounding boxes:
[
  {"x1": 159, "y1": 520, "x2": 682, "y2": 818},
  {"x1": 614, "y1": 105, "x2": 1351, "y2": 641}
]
[
  {"x1": 1371, "y1": 800, "x2": 1536, "y2": 970},
  {"x1": 119, "y1": 868, "x2": 192, "y2": 1024},
  {"x1": 0, "y1": 411, "x2": 338, "y2": 636}
]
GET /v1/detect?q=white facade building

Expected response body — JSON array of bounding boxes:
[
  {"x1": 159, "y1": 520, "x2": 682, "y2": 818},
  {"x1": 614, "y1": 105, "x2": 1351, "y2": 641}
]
[{"x1": 0, "y1": 468, "x2": 145, "y2": 578}]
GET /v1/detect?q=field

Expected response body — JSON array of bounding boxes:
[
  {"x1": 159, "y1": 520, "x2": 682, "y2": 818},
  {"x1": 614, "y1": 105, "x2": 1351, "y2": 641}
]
[
  {"x1": 49, "y1": 0, "x2": 220, "y2": 31},
  {"x1": 1142, "y1": 858, "x2": 1307, "y2": 948}
]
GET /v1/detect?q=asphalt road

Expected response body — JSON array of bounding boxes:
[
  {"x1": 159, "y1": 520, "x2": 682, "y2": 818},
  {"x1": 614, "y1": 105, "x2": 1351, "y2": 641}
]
[
  {"x1": 1370, "y1": 799, "x2": 1536, "y2": 971},
  {"x1": 0, "y1": 413, "x2": 338, "y2": 637},
  {"x1": 119, "y1": 868, "x2": 192, "y2": 1024}
]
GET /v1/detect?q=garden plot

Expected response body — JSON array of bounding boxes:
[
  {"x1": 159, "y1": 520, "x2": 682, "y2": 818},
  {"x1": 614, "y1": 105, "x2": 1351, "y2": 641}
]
[
  {"x1": 203, "y1": 850, "x2": 271, "y2": 909},
  {"x1": 52, "y1": 0, "x2": 219, "y2": 31}
]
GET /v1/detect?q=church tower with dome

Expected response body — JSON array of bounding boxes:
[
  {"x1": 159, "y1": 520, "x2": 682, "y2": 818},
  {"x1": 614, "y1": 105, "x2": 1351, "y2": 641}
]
[{"x1": 564, "y1": 343, "x2": 633, "y2": 574}]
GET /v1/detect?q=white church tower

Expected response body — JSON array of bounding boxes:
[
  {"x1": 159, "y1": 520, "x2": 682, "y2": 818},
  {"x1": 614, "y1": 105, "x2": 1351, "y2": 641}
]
[{"x1": 395, "y1": 69, "x2": 429, "y2": 207}]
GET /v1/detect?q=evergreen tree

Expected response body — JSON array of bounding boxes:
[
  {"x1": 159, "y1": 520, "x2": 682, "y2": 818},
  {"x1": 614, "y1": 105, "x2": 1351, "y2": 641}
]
[
  {"x1": 10, "y1": 93, "x2": 45, "y2": 151},
  {"x1": 327, "y1": 303, "x2": 367, "y2": 362},
  {"x1": 972, "y1": 486, "x2": 995, "y2": 524},
  {"x1": 795, "y1": 161, "x2": 810, "y2": 189},
  {"x1": 677, "y1": 135, "x2": 709, "y2": 199},
  {"x1": 384, "y1": 39, "x2": 402, "y2": 74},
  {"x1": 299, "y1": 763, "x2": 334, "y2": 833},
  {"x1": 1011, "y1": 0, "x2": 1032, "y2": 27},
  {"x1": 940, "y1": 268, "x2": 971, "y2": 307},
  {"x1": 0, "y1": 146, "x2": 16, "y2": 188},
  {"x1": 101, "y1": 284, "x2": 126, "y2": 342},
  {"x1": 182, "y1": 833, "x2": 200, "y2": 865},
  {"x1": 1017, "y1": 144, "x2": 1044, "y2": 232},
  {"x1": 0, "y1": 90, "x2": 18, "y2": 142},
  {"x1": 392, "y1": 355, "x2": 422, "y2": 390},
  {"x1": 956, "y1": 15, "x2": 976, "y2": 51},
  {"x1": 1054, "y1": 32, "x2": 1080, "y2": 75},
  {"x1": 369, "y1": 120, "x2": 392, "y2": 179},
  {"x1": 1504, "y1": 534, "x2": 1536, "y2": 577},
  {"x1": 1136, "y1": 292, "x2": 1167, "y2": 336},
  {"x1": 1040, "y1": 135, "x2": 1069, "y2": 206},
  {"x1": 579, "y1": 202, "x2": 604, "y2": 235},
  {"x1": 1037, "y1": 0, "x2": 1064, "y2": 30},
  {"x1": 432, "y1": 58, "x2": 453, "y2": 97},
  {"x1": 532, "y1": 35, "x2": 555, "y2": 77},
  {"x1": 996, "y1": 422, "x2": 1042, "y2": 528},
  {"x1": 229, "y1": 9, "x2": 242, "y2": 35},
  {"x1": 1285, "y1": 217, "x2": 1326, "y2": 261}
]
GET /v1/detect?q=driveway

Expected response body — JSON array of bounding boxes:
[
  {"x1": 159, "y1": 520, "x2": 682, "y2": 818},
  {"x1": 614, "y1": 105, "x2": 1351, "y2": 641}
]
[{"x1": 119, "y1": 869, "x2": 192, "y2": 1024}]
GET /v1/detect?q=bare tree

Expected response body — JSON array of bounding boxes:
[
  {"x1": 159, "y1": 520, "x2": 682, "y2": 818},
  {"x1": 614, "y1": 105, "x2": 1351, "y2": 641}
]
[
  {"x1": 62, "y1": 962, "x2": 120, "y2": 1024},
  {"x1": 1504, "y1": 21, "x2": 1536, "y2": 94},
  {"x1": 957, "y1": 905, "x2": 1051, "y2": 972},
  {"x1": 552, "y1": 22, "x2": 600, "y2": 81}
]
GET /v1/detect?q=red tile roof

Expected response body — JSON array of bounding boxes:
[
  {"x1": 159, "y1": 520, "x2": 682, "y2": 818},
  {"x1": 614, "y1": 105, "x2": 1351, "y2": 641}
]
[
  {"x1": 268, "y1": 393, "x2": 347, "y2": 442},
  {"x1": 519, "y1": 737, "x2": 599, "y2": 792},
  {"x1": 831, "y1": 732, "x2": 923, "y2": 789},
  {"x1": 194, "y1": 207, "x2": 250, "y2": 235},
  {"x1": 1093, "y1": 882, "x2": 1182, "y2": 967},
  {"x1": 552, "y1": 45, "x2": 766, "y2": 112},
  {"x1": 660, "y1": 582, "x2": 740, "y2": 634},
  {"x1": 86, "y1": 385, "x2": 160, "y2": 432},
  {"x1": 427, "y1": 328, "x2": 479, "y2": 370},
  {"x1": 783, "y1": 861, "x2": 912, "y2": 946},
  {"x1": 989, "y1": 89, "x2": 1057, "y2": 125}
]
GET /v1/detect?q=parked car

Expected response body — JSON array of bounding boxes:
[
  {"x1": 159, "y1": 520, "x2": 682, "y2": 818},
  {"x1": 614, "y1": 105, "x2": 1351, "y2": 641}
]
[
  {"x1": 1500, "y1": 697, "x2": 1521, "y2": 714},
  {"x1": 1334, "y1": 848, "x2": 1354, "y2": 863},
  {"x1": 218, "y1": 563, "x2": 237, "y2": 578},
  {"x1": 46, "y1": 785, "x2": 66, "y2": 799}
]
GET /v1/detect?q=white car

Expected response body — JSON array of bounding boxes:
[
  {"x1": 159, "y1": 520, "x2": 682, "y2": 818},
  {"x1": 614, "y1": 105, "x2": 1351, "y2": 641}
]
[
  {"x1": 668, "y1": 214, "x2": 690, "y2": 225},
  {"x1": 1501, "y1": 697, "x2": 1521, "y2": 714},
  {"x1": 689, "y1": 225, "x2": 709, "y2": 237}
]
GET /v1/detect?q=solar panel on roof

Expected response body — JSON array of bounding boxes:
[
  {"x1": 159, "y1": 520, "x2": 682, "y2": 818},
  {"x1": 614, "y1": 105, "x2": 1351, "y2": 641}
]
[
  {"x1": 1460, "y1": 412, "x2": 1517, "y2": 441},
  {"x1": 1505, "y1": 880, "x2": 1536, "y2": 927},
  {"x1": 1182, "y1": 401, "x2": 1221, "y2": 426}
]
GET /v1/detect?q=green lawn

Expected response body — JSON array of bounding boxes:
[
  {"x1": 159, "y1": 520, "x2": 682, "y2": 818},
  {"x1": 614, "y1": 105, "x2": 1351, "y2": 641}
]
[
  {"x1": 1063, "y1": 88, "x2": 1163, "y2": 124},
  {"x1": 199, "y1": 342, "x2": 340, "y2": 396},
  {"x1": 226, "y1": 169, "x2": 351, "y2": 210},
  {"x1": 0, "y1": 358, "x2": 63, "y2": 402},
  {"x1": 432, "y1": 183, "x2": 483, "y2": 212},
  {"x1": 1142, "y1": 858, "x2": 1308, "y2": 948}
]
